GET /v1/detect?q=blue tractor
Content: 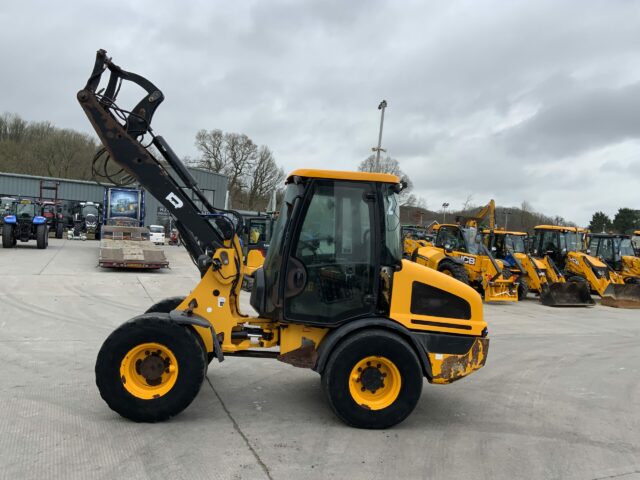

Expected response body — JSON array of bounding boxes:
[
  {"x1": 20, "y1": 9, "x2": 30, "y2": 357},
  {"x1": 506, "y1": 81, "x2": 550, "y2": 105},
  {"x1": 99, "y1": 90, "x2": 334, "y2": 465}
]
[{"x1": 2, "y1": 199, "x2": 49, "y2": 249}]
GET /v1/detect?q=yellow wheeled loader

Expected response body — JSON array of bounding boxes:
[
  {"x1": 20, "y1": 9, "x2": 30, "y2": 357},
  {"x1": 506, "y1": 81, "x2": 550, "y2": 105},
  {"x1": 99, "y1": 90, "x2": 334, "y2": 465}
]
[
  {"x1": 484, "y1": 229, "x2": 594, "y2": 307},
  {"x1": 532, "y1": 226, "x2": 640, "y2": 308},
  {"x1": 79, "y1": 50, "x2": 489, "y2": 429},
  {"x1": 588, "y1": 233, "x2": 640, "y2": 284}
]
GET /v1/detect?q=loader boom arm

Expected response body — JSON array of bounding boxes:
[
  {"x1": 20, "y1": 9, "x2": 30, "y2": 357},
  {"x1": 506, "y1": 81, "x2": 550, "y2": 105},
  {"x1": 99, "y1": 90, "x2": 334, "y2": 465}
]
[{"x1": 77, "y1": 50, "x2": 241, "y2": 270}]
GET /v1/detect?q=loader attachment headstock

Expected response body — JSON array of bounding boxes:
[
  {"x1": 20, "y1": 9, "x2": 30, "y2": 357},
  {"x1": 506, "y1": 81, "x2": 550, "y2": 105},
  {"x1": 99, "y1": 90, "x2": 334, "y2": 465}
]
[{"x1": 78, "y1": 49, "x2": 243, "y2": 275}]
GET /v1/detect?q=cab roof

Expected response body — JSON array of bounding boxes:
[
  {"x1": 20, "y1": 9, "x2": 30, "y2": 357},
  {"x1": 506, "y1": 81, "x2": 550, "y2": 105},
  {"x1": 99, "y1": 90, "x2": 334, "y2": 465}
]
[
  {"x1": 287, "y1": 169, "x2": 400, "y2": 184},
  {"x1": 482, "y1": 229, "x2": 527, "y2": 236},
  {"x1": 589, "y1": 233, "x2": 629, "y2": 239},
  {"x1": 534, "y1": 225, "x2": 587, "y2": 233}
]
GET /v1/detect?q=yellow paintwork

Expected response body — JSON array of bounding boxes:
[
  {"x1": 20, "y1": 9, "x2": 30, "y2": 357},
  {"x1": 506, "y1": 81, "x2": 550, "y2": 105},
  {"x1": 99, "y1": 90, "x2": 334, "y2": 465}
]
[
  {"x1": 534, "y1": 225, "x2": 587, "y2": 233},
  {"x1": 564, "y1": 251, "x2": 625, "y2": 296},
  {"x1": 244, "y1": 249, "x2": 265, "y2": 276},
  {"x1": 621, "y1": 256, "x2": 640, "y2": 279},
  {"x1": 429, "y1": 337, "x2": 489, "y2": 384},
  {"x1": 389, "y1": 260, "x2": 486, "y2": 335},
  {"x1": 413, "y1": 244, "x2": 519, "y2": 302},
  {"x1": 120, "y1": 342, "x2": 178, "y2": 399},
  {"x1": 403, "y1": 236, "x2": 431, "y2": 258},
  {"x1": 287, "y1": 169, "x2": 400, "y2": 184},
  {"x1": 279, "y1": 324, "x2": 329, "y2": 355},
  {"x1": 348, "y1": 356, "x2": 401, "y2": 410}
]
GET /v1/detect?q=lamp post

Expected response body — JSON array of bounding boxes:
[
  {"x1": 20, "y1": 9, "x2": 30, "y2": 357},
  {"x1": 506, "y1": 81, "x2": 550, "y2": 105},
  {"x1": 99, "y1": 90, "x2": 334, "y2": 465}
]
[
  {"x1": 442, "y1": 202, "x2": 450, "y2": 223},
  {"x1": 504, "y1": 210, "x2": 511, "y2": 230},
  {"x1": 371, "y1": 100, "x2": 387, "y2": 171}
]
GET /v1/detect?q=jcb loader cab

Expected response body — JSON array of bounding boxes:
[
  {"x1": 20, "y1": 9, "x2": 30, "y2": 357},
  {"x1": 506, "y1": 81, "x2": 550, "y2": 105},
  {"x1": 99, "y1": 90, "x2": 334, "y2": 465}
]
[
  {"x1": 2, "y1": 199, "x2": 49, "y2": 249},
  {"x1": 588, "y1": 234, "x2": 640, "y2": 284},
  {"x1": 533, "y1": 226, "x2": 640, "y2": 308},
  {"x1": 413, "y1": 223, "x2": 519, "y2": 302},
  {"x1": 484, "y1": 229, "x2": 594, "y2": 307},
  {"x1": 80, "y1": 50, "x2": 489, "y2": 429}
]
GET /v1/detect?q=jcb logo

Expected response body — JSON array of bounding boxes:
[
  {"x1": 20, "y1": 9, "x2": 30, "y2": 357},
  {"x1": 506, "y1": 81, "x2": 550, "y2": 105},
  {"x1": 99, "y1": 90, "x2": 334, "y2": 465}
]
[
  {"x1": 165, "y1": 192, "x2": 183, "y2": 209},
  {"x1": 459, "y1": 255, "x2": 476, "y2": 265},
  {"x1": 570, "y1": 257, "x2": 580, "y2": 266}
]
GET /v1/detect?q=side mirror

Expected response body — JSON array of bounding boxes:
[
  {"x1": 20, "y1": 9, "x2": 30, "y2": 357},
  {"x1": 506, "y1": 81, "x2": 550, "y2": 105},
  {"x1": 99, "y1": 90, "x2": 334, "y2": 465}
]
[{"x1": 444, "y1": 244, "x2": 453, "y2": 254}]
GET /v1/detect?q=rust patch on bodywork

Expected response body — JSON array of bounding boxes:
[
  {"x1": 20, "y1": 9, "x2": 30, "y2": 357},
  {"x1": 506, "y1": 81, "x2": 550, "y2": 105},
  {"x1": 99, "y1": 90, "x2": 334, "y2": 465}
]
[
  {"x1": 277, "y1": 343, "x2": 318, "y2": 369},
  {"x1": 428, "y1": 337, "x2": 489, "y2": 384}
]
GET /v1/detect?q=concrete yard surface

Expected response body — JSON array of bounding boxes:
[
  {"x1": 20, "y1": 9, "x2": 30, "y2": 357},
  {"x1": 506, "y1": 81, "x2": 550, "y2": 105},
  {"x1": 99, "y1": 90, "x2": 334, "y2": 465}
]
[{"x1": 1, "y1": 239, "x2": 639, "y2": 480}]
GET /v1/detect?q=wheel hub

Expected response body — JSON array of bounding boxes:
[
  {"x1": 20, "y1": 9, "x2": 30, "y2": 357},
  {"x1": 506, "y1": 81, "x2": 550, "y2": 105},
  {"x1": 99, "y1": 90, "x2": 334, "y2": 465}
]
[
  {"x1": 359, "y1": 363, "x2": 386, "y2": 393},
  {"x1": 348, "y1": 356, "x2": 402, "y2": 410},
  {"x1": 120, "y1": 342, "x2": 178, "y2": 400},
  {"x1": 136, "y1": 351, "x2": 170, "y2": 386}
]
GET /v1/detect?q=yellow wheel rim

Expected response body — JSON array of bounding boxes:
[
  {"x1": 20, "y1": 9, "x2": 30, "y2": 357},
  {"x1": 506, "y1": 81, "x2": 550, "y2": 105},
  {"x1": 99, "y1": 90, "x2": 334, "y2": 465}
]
[
  {"x1": 348, "y1": 355, "x2": 401, "y2": 410},
  {"x1": 120, "y1": 342, "x2": 178, "y2": 400},
  {"x1": 441, "y1": 269, "x2": 453, "y2": 277}
]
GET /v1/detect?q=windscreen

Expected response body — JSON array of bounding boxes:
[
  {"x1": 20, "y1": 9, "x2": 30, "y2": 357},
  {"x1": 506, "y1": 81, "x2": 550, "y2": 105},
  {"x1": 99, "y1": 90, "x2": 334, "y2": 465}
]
[
  {"x1": 383, "y1": 185, "x2": 402, "y2": 265},
  {"x1": 562, "y1": 232, "x2": 584, "y2": 252},
  {"x1": 506, "y1": 234, "x2": 526, "y2": 253},
  {"x1": 16, "y1": 203, "x2": 36, "y2": 218},
  {"x1": 617, "y1": 237, "x2": 635, "y2": 257}
]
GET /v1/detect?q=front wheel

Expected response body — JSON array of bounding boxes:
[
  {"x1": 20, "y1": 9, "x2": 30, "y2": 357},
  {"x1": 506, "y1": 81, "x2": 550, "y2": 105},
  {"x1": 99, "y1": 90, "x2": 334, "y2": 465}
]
[
  {"x1": 321, "y1": 329, "x2": 423, "y2": 429},
  {"x1": 2, "y1": 225, "x2": 14, "y2": 248},
  {"x1": 437, "y1": 260, "x2": 469, "y2": 284},
  {"x1": 95, "y1": 314, "x2": 207, "y2": 422}
]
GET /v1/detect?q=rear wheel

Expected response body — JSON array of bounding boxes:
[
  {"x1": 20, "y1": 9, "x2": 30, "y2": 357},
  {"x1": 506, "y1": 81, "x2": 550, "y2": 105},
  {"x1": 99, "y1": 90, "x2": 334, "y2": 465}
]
[
  {"x1": 437, "y1": 260, "x2": 469, "y2": 284},
  {"x1": 95, "y1": 314, "x2": 207, "y2": 422},
  {"x1": 55, "y1": 222, "x2": 63, "y2": 239},
  {"x1": 2, "y1": 225, "x2": 14, "y2": 248},
  {"x1": 36, "y1": 225, "x2": 47, "y2": 249},
  {"x1": 566, "y1": 274, "x2": 587, "y2": 284},
  {"x1": 321, "y1": 329, "x2": 423, "y2": 429}
]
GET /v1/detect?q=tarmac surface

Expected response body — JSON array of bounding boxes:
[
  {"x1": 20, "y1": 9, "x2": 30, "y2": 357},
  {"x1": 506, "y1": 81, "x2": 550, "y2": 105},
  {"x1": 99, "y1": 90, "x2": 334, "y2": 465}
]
[{"x1": 1, "y1": 238, "x2": 639, "y2": 480}]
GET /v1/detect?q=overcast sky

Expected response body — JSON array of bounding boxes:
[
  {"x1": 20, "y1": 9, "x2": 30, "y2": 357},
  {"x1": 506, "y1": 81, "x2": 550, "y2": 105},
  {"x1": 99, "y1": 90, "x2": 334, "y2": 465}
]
[{"x1": 1, "y1": 0, "x2": 639, "y2": 224}]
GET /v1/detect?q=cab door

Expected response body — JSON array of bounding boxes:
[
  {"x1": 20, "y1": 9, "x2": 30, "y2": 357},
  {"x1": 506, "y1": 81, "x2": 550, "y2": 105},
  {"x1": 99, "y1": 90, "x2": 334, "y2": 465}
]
[{"x1": 283, "y1": 180, "x2": 378, "y2": 326}]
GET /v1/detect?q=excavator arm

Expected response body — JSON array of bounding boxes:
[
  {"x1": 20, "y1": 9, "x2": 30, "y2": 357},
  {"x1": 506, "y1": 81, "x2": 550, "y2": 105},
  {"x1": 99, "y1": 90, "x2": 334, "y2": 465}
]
[{"x1": 77, "y1": 50, "x2": 241, "y2": 274}]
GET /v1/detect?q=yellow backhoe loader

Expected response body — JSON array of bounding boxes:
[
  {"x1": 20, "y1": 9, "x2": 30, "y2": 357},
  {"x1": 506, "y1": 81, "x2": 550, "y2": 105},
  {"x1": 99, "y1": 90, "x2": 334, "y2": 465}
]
[
  {"x1": 401, "y1": 224, "x2": 435, "y2": 259},
  {"x1": 588, "y1": 233, "x2": 640, "y2": 283},
  {"x1": 79, "y1": 50, "x2": 489, "y2": 429},
  {"x1": 413, "y1": 200, "x2": 519, "y2": 302},
  {"x1": 532, "y1": 226, "x2": 640, "y2": 308},
  {"x1": 483, "y1": 229, "x2": 594, "y2": 307}
]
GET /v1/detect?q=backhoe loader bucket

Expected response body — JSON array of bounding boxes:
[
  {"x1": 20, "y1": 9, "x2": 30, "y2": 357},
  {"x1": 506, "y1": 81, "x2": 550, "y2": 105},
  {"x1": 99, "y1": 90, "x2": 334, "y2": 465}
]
[
  {"x1": 540, "y1": 282, "x2": 595, "y2": 307},
  {"x1": 601, "y1": 283, "x2": 640, "y2": 309}
]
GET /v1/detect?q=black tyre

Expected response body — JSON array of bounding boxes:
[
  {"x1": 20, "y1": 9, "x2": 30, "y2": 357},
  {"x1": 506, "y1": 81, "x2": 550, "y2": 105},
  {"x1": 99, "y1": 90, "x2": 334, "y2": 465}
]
[
  {"x1": 321, "y1": 329, "x2": 423, "y2": 429},
  {"x1": 437, "y1": 260, "x2": 469, "y2": 284},
  {"x1": 55, "y1": 222, "x2": 63, "y2": 239},
  {"x1": 517, "y1": 280, "x2": 529, "y2": 300},
  {"x1": 36, "y1": 225, "x2": 47, "y2": 249},
  {"x1": 95, "y1": 314, "x2": 207, "y2": 422},
  {"x1": 2, "y1": 224, "x2": 14, "y2": 248},
  {"x1": 145, "y1": 296, "x2": 186, "y2": 314},
  {"x1": 144, "y1": 297, "x2": 216, "y2": 365}
]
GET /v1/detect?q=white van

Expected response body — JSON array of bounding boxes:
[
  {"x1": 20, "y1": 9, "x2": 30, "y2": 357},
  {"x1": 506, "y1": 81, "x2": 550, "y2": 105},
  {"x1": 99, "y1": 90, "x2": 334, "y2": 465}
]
[{"x1": 148, "y1": 225, "x2": 166, "y2": 245}]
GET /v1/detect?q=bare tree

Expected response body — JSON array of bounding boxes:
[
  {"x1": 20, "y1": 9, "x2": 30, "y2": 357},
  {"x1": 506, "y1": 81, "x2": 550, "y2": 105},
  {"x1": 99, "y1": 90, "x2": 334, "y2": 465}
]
[
  {"x1": 358, "y1": 154, "x2": 424, "y2": 206},
  {"x1": 247, "y1": 146, "x2": 285, "y2": 210},
  {"x1": 194, "y1": 129, "x2": 225, "y2": 173},
  {"x1": 193, "y1": 128, "x2": 286, "y2": 211}
]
